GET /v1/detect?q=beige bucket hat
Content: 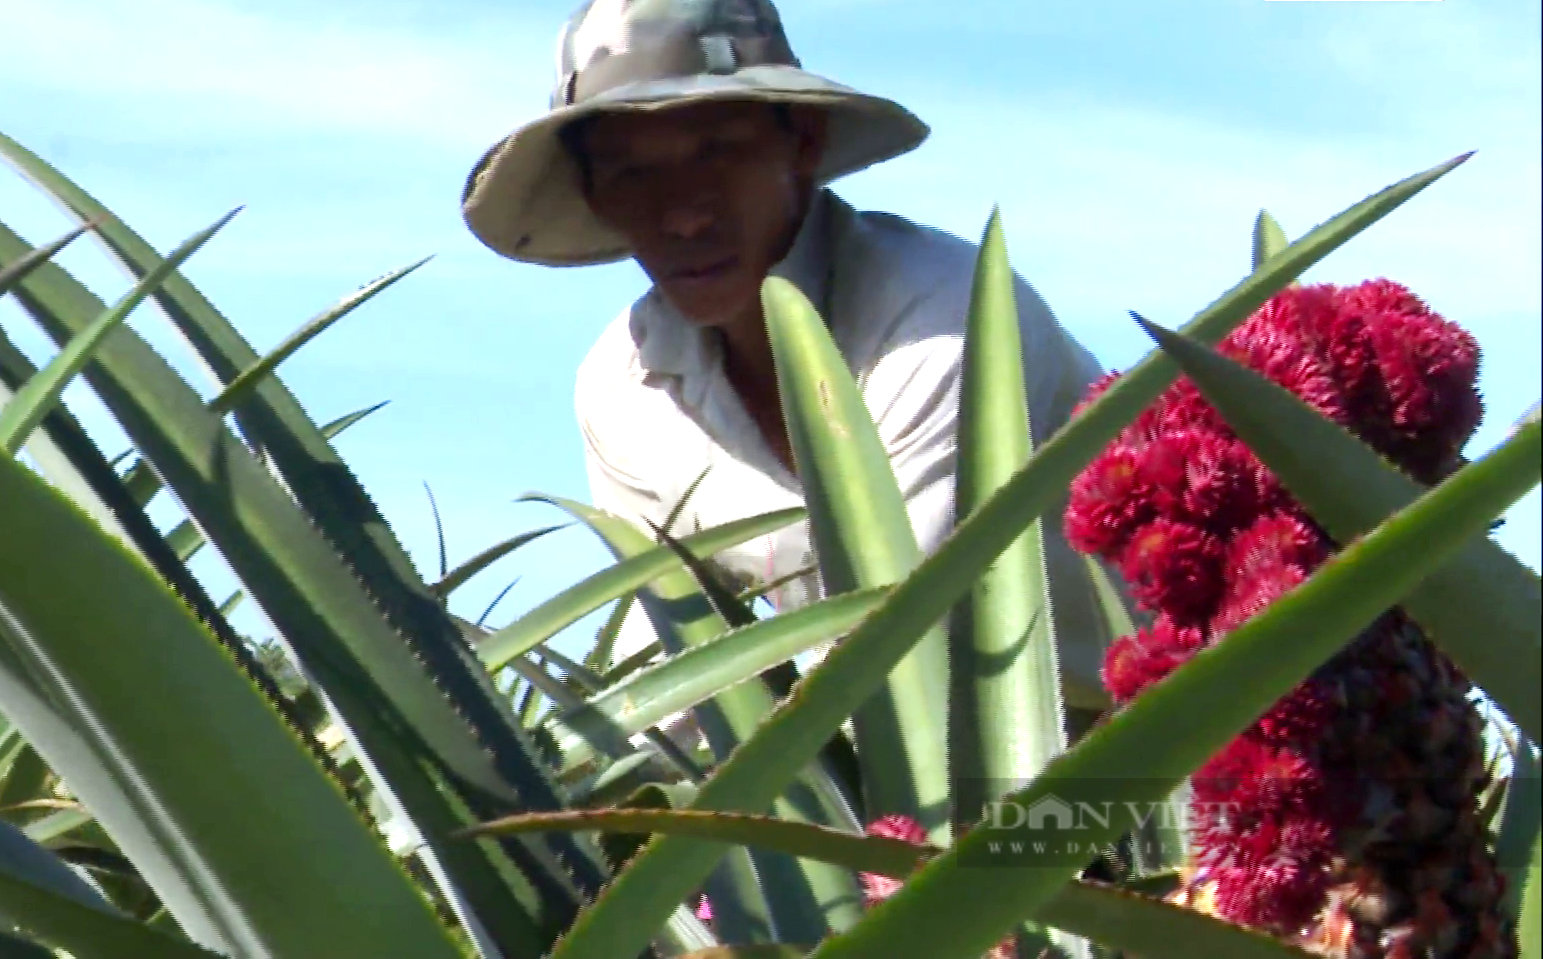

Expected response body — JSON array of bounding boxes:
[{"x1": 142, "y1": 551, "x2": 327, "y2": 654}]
[{"x1": 460, "y1": 0, "x2": 930, "y2": 267}]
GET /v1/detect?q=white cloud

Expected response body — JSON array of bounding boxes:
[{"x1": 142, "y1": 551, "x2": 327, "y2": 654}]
[
  {"x1": 837, "y1": 92, "x2": 1538, "y2": 342},
  {"x1": 825, "y1": 0, "x2": 1539, "y2": 334},
  {"x1": 1, "y1": 0, "x2": 558, "y2": 151},
  {"x1": 6, "y1": 0, "x2": 1533, "y2": 366},
  {"x1": 1317, "y1": 2, "x2": 1539, "y2": 99},
  {"x1": 2, "y1": 0, "x2": 1534, "y2": 585}
]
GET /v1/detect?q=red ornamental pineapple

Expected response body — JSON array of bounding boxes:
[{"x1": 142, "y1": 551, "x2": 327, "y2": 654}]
[{"x1": 1065, "y1": 279, "x2": 1514, "y2": 958}]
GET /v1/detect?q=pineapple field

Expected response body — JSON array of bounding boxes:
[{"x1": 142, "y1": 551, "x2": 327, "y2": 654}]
[{"x1": 0, "y1": 132, "x2": 1538, "y2": 959}]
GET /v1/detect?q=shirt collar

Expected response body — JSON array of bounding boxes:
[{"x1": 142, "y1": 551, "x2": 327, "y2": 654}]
[{"x1": 634, "y1": 188, "x2": 835, "y2": 379}]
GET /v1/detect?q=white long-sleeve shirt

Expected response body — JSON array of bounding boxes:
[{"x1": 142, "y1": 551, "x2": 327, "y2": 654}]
[{"x1": 574, "y1": 188, "x2": 1120, "y2": 745}]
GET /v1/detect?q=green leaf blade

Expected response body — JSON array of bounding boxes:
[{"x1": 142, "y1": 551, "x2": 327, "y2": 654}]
[
  {"x1": 1498, "y1": 735, "x2": 1542, "y2": 925},
  {"x1": 948, "y1": 210, "x2": 1070, "y2": 955},
  {"x1": 208, "y1": 256, "x2": 431, "y2": 415},
  {"x1": 468, "y1": 808, "x2": 927, "y2": 879},
  {"x1": 1251, "y1": 209, "x2": 1290, "y2": 272},
  {"x1": 478, "y1": 506, "x2": 805, "y2": 672},
  {"x1": 531, "y1": 495, "x2": 867, "y2": 942},
  {"x1": 949, "y1": 208, "x2": 1068, "y2": 802},
  {"x1": 762, "y1": 277, "x2": 950, "y2": 844},
  {"x1": 0, "y1": 221, "x2": 588, "y2": 957},
  {"x1": 0, "y1": 451, "x2": 462, "y2": 959},
  {"x1": 433, "y1": 523, "x2": 569, "y2": 600},
  {"x1": 0, "y1": 223, "x2": 92, "y2": 300},
  {"x1": 1521, "y1": 830, "x2": 1542, "y2": 959},
  {"x1": 0, "y1": 867, "x2": 221, "y2": 959},
  {"x1": 0, "y1": 209, "x2": 238, "y2": 455},
  {"x1": 2, "y1": 139, "x2": 614, "y2": 925},
  {"x1": 0, "y1": 818, "x2": 115, "y2": 915},
  {"x1": 549, "y1": 588, "x2": 888, "y2": 772}
]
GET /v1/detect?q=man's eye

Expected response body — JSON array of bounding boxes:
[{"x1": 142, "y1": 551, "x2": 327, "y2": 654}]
[
  {"x1": 700, "y1": 136, "x2": 747, "y2": 159},
  {"x1": 597, "y1": 163, "x2": 641, "y2": 183}
]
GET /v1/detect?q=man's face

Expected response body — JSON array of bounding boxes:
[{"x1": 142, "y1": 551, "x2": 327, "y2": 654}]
[{"x1": 576, "y1": 101, "x2": 826, "y2": 325}]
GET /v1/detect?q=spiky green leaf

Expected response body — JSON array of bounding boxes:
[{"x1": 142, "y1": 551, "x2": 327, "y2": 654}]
[
  {"x1": 0, "y1": 209, "x2": 237, "y2": 455},
  {"x1": 0, "y1": 866, "x2": 220, "y2": 959},
  {"x1": 478, "y1": 506, "x2": 805, "y2": 672},
  {"x1": 0, "y1": 450, "x2": 462, "y2": 958},
  {"x1": 0, "y1": 819, "x2": 113, "y2": 915},
  {"x1": 948, "y1": 208, "x2": 1070, "y2": 955},
  {"x1": 433, "y1": 524, "x2": 569, "y2": 600},
  {"x1": 950, "y1": 207, "x2": 1067, "y2": 801},
  {"x1": 528, "y1": 495, "x2": 866, "y2": 942},
  {"x1": 0, "y1": 224, "x2": 91, "y2": 299},
  {"x1": 1250, "y1": 209, "x2": 1290, "y2": 272},
  {"x1": 209, "y1": 257, "x2": 430, "y2": 415},
  {"x1": 1498, "y1": 735, "x2": 1541, "y2": 924},
  {"x1": 762, "y1": 277, "x2": 950, "y2": 843},
  {"x1": 0, "y1": 221, "x2": 591, "y2": 957},
  {"x1": 549, "y1": 589, "x2": 887, "y2": 772},
  {"x1": 1521, "y1": 830, "x2": 1541, "y2": 959}
]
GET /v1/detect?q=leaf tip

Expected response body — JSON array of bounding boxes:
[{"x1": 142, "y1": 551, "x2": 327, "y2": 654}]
[
  {"x1": 759, "y1": 274, "x2": 803, "y2": 312},
  {"x1": 979, "y1": 204, "x2": 1008, "y2": 251},
  {"x1": 1129, "y1": 311, "x2": 1175, "y2": 346}
]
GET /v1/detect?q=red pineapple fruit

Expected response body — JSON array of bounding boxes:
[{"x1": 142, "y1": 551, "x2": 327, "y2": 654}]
[{"x1": 1065, "y1": 279, "x2": 1513, "y2": 957}]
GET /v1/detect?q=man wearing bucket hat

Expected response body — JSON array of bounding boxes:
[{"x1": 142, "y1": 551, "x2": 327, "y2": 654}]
[{"x1": 462, "y1": 0, "x2": 1119, "y2": 745}]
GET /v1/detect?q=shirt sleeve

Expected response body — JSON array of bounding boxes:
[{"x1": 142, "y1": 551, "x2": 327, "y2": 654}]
[
  {"x1": 573, "y1": 343, "x2": 669, "y2": 669},
  {"x1": 579, "y1": 401, "x2": 664, "y2": 534},
  {"x1": 1012, "y1": 274, "x2": 1107, "y2": 449}
]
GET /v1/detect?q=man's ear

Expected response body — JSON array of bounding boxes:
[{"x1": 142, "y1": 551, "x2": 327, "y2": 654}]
[{"x1": 788, "y1": 105, "x2": 829, "y2": 178}]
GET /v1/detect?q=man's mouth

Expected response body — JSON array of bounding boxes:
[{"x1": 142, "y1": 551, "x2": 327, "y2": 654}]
[{"x1": 668, "y1": 256, "x2": 739, "y2": 283}]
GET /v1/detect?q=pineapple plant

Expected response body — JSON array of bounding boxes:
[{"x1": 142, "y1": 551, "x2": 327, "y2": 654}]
[{"x1": 0, "y1": 128, "x2": 1535, "y2": 959}]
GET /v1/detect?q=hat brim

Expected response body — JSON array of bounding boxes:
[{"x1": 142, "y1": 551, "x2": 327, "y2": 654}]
[{"x1": 460, "y1": 65, "x2": 929, "y2": 266}]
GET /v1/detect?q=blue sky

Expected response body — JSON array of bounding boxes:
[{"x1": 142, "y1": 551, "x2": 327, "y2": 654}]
[{"x1": 1, "y1": 0, "x2": 1538, "y2": 659}]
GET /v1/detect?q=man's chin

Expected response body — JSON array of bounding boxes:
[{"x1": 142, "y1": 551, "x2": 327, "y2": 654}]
[{"x1": 659, "y1": 281, "x2": 755, "y2": 328}]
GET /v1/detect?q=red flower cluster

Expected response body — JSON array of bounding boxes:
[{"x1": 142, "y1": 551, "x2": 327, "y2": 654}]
[
  {"x1": 859, "y1": 813, "x2": 929, "y2": 906},
  {"x1": 1064, "y1": 279, "x2": 1482, "y2": 933}
]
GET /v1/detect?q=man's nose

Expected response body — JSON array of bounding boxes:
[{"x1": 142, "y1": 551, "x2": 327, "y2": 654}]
[{"x1": 659, "y1": 200, "x2": 715, "y2": 240}]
